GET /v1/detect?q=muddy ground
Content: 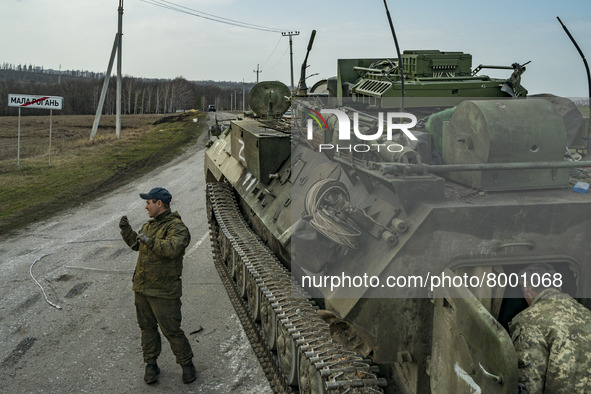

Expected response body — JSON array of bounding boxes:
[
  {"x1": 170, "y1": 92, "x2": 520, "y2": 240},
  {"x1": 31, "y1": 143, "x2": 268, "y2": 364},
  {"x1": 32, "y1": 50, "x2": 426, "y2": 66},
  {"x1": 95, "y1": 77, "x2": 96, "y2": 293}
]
[{"x1": 0, "y1": 112, "x2": 272, "y2": 393}]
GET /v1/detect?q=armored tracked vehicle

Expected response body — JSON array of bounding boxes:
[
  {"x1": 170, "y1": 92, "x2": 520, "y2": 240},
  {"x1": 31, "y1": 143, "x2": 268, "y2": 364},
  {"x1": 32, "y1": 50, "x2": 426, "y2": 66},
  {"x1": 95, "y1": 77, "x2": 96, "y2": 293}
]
[{"x1": 205, "y1": 43, "x2": 591, "y2": 393}]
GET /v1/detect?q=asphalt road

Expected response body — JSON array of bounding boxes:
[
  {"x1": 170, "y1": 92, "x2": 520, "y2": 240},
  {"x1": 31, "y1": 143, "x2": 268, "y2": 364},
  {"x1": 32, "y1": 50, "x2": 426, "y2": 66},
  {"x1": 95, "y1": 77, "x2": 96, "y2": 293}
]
[{"x1": 0, "y1": 112, "x2": 272, "y2": 393}]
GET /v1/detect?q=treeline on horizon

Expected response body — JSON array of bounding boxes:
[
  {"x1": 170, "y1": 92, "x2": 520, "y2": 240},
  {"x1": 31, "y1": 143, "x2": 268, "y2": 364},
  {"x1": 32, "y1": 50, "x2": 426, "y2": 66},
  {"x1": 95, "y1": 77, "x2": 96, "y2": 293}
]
[{"x1": 0, "y1": 67, "x2": 254, "y2": 116}]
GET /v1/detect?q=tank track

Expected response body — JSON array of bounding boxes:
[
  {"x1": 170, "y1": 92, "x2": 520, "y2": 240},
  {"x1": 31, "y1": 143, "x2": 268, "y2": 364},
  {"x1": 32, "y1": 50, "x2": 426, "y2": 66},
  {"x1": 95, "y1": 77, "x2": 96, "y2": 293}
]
[{"x1": 207, "y1": 182, "x2": 386, "y2": 393}]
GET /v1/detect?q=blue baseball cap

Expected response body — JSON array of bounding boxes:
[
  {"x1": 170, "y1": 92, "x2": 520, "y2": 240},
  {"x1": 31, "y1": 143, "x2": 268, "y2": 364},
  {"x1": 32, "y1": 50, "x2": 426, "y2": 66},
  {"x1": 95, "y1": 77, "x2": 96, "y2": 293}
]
[{"x1": 140, "y1": 187, "x2": 172, "y2": 204}]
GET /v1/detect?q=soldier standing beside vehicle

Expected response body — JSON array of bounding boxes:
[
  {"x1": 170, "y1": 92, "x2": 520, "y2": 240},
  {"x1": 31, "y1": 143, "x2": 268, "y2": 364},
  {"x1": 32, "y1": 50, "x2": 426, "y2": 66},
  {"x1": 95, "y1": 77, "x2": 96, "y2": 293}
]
[
  {"x1": 119, "y1": 187, "x2": 196, "y2": 385},
  {"x1": 509, "y1": 263, "x2": 591, "y2": 393}
]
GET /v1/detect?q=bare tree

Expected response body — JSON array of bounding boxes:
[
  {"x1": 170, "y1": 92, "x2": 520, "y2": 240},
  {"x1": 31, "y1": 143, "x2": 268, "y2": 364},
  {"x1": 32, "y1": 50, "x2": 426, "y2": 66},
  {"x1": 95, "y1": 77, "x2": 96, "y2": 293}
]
[
  {"x1": 134, "y1": 90, "x2": 140, "y2": 114},
  {"x1": 140, "y1": 89, "x2": 145, "y2": 114},
  {"x1": 155, "y1": 85, "x2": 163, "y2": 114},
  {"x1": 170, "y1": 77, "x2": 195, "y2": 111},
  {"x1": 161, "y1": 83, "x2": 171, "y2": 113},
  {"x1": 146, "y1": 85, "x2": 153, "y2": 114},
  {"x1": 124, "y1": 77, "x2": 136, "y2": 114}
]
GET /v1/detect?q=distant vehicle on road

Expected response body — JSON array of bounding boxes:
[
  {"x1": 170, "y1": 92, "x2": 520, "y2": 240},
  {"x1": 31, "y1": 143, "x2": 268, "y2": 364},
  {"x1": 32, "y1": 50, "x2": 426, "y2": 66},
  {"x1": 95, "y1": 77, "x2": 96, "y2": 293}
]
[{"x1": 208, "y1": 105, "x2": 216, "y2": 112}]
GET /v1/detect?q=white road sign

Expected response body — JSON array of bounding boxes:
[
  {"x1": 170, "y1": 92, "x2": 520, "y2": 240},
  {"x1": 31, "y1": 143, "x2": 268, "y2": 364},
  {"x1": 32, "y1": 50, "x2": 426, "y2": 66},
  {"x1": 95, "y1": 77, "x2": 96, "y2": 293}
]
[{"x1": 8, "y1": 94, "x2": 64, "y2": 110}]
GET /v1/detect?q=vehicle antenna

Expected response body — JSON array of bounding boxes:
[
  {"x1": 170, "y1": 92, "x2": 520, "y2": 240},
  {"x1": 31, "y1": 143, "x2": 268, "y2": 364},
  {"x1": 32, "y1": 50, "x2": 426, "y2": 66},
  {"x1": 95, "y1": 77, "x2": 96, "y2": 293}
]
[
  {"x1": 557, "y1": 16, "x2": 591, "y2": 140},
  {"x1": 383, "y1": 0, "x2": 405, "y2": 111}
]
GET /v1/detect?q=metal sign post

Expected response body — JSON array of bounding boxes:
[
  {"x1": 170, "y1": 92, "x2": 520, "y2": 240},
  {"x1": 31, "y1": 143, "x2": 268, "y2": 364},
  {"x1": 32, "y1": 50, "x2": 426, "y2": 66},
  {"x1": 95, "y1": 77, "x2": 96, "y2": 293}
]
[
  {"x1": 49, "y1": 109, "x2": 53, "y2": 165},
  {"x1": 17, "y1": 107, "x2": 21, "y2": 166},
  {"x1": 8, "y1": 94, "x2": 64, "y2": 166}
]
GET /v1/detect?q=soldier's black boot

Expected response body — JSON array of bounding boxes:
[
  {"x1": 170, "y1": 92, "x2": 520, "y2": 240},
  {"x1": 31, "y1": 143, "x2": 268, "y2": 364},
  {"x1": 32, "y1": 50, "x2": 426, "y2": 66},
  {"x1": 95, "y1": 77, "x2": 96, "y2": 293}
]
[
  {"x1": 182, "y1": 362, "x2": 196, "y2": 384},
  {"x1": 144, "y1": 363, "x2": 160, "y2": 384}
]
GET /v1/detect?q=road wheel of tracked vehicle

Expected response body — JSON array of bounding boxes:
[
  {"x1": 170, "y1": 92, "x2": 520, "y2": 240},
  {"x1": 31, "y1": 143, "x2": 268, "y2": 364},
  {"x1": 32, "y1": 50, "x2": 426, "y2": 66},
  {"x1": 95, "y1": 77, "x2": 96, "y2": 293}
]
[
  {"x1": 228, "y1": 250, "x2": 237, "y2": 280},
  {"x1": 220, "y1": 234, "x2": 231, "y2": 266},
  {"x1": 298, "y1": 351, "x2": 327, "y2": 394},
  {"x1": 235, "y1": 254, "x2": 247, "y2": 298},
  {"x1": 260, "y1": 297, "x2": 277, "y2": 350},
  {"x1": 246, "y1": 271, "x2": 261, "y2": 322},
  {"x1": 277, "y1": 319, "x2": 298, "y2": 386}
]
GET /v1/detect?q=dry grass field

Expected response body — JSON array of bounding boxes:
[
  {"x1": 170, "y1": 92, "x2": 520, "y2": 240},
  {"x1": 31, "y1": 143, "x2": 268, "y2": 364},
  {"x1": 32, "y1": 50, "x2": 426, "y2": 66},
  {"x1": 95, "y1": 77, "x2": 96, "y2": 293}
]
[
  {"x1": 0, "y1": 114, "x2": 166, "y2": 163},
  {"x1": 0, "y1": 112, "x2": 205, "y2": 237}
]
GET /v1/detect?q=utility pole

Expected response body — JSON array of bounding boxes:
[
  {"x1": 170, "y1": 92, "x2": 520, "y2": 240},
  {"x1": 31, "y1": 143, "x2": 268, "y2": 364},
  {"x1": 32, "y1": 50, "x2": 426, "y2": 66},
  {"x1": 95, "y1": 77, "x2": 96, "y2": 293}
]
[
  {"x1": 282, "y1": 31, "x2": 300, "y2": 94},
  {"x1": 116, "y1": 0, "x2": 123, "y2": 138},
  {"x1": 253, "y1": 64, "x2": 262, "y2": 83},
  {"x1": 90, "y1": 0, "x2": 123, "y2": 140},
  {"x1": 242, "y1": 79, "x2": 245, "y2": 112}
]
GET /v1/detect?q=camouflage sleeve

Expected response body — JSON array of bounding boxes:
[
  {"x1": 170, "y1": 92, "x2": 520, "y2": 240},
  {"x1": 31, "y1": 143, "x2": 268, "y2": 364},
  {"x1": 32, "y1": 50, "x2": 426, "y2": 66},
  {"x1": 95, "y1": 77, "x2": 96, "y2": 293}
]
[
  {"x1": 511, "y1": 319, "x2": 548, "y2": 394},
  {"x1": 120, "y1": 226, "x2": 139, "y2": 251},
  {"x1": 149, "y1": 221, "x2": 190, "y2": 259}
]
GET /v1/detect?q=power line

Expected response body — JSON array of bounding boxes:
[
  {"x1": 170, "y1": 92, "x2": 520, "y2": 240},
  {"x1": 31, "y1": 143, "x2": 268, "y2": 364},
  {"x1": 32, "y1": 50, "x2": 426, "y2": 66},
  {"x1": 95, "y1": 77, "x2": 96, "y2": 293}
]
[
  {"x1": 266, "y1": 45, "x2": 289, "y2": 71},
  {"x1": 153, "y1": 0, "x2": 281, "y2": 31},
  {"x1": 260, "y1": 35, "x2": 283, "y2": 67},
  {"x1": 139, "y1": 0, "x2": 288, "y2": 33}
]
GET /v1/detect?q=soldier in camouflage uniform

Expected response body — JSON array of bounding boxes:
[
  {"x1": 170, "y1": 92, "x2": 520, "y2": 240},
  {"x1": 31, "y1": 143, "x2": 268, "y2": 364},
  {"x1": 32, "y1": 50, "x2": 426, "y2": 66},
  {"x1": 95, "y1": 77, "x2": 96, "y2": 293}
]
[
  {"x1": 509, "y1": 263, "x2": 591, "y2": 393},
  {"x1": 119, "y1": 187, "x2": 195, "y2": 385}
]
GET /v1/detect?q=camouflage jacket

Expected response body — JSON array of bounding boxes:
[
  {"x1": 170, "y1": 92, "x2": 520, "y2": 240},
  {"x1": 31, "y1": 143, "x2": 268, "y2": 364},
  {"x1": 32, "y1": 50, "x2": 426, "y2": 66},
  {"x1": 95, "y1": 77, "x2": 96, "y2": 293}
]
[
  {"x1": 509, "y1": 288, "x2": 591, "y2": 393},
  {"x1": 121, "y1": 210, "x2": 191, "y2": 299}
]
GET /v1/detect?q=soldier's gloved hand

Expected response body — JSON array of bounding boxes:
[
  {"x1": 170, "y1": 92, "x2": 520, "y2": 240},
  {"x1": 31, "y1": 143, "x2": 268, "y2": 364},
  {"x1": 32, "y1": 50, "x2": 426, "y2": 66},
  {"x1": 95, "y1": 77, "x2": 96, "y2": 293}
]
[
  {"x1": 137, "y1": 233, "x2": 151, "y2": 245},
  {"x1": 119, "y1": 215, "x2": 131, "y2": 230}
]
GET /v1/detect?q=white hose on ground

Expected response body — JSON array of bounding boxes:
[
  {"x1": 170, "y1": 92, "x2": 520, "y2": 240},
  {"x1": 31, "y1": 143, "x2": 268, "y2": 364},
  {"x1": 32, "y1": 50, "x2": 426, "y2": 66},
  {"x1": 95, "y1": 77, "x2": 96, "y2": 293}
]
[{"x1": 29, "y1": 254, "x2": 62, "y2": 310}]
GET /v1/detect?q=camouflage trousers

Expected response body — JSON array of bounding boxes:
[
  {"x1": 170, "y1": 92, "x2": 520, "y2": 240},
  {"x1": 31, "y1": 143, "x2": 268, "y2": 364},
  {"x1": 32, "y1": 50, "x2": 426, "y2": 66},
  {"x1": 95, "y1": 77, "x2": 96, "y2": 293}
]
[{"x1": 134, "y1": 293, "x2": 194, "y2": 366}]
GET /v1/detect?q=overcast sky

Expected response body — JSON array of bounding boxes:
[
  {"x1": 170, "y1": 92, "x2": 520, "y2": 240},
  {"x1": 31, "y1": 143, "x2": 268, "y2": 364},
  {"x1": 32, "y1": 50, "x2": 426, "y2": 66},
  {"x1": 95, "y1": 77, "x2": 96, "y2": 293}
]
[{"x1": 2, "y1": 0, "x2": 590, "y2": 97}]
